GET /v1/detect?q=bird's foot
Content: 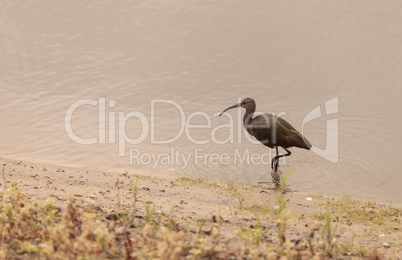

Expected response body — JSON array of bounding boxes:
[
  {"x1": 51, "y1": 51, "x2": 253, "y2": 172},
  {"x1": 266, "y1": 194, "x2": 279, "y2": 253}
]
[{"x1": 271, "y1": 170, "x2": 281, "y2": 188}]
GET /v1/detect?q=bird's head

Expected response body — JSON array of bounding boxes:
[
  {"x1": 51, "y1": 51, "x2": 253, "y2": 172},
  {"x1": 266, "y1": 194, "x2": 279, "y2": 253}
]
[{"x1": 219, "y1": 97, "x2": 256, "y2": 116}]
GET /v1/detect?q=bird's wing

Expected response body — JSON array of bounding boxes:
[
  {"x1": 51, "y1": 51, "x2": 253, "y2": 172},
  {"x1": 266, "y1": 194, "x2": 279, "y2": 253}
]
[
  {"x1": 288, "y1": 129, "x2": 312, "y2": 149},
  {"x1": 276, "y1": 117, "x2": 296, "y2": 131},
  {"x1": 247, "y1": 114, "x2": 311, "y2": 149},
  {"x1": 247, "y1": 114, "x2": 274, "y2": 145},
  {"x1": 272, "y1": 116, "x2": 312, "y2": 149}
]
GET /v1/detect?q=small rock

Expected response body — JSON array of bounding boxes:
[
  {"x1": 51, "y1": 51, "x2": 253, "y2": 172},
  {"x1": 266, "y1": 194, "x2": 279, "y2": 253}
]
[
  {"x1": 106, "y1": 214, "x2": 118, "y2": 221},
  {"x1": 297, "y1": 203, "x2": 309, "y2": 208},
  {"x1": 90, "y1": 194, "x2": 97, "y2": 199},
  {"x1": 306, "y1": 197, "x2": 313, "y2": 201},
  {"x1": 382, "y1": 242, "x2": 390, "y2": 248},
  {"x1": 115, "y1": 227, "x2": 128, "y2": 235},
  {"x1": 212, "y1": 214, "x2": 222, "y2": 225}
]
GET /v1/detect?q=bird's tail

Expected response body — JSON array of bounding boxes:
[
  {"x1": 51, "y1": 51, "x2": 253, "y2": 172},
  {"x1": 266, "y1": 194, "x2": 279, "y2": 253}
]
[{"x1": 289, "y1": 130, "x2": 312, "y2": 150}]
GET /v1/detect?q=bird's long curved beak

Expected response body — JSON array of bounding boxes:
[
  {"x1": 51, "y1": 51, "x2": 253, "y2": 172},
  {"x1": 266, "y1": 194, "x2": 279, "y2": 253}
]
[{"x1": 219, "y1": 103, "x2": 241, "y2": 116}]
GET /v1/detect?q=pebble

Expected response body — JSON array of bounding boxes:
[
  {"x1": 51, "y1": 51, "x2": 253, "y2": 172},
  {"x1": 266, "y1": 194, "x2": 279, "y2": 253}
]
[
  {"x1": 115, "y1": 227, "x2": 129, "y2": 235},
  {"x1": 382, "y1": 242, "x2": 390, "y2": 248}
]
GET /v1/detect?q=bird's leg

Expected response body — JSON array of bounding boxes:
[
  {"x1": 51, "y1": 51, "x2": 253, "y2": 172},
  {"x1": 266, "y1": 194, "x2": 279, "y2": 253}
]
[
  {"x1": 274, "y1": 147, "x2": 292, "y2": 171},
  {"x1": 271, "y1": 146, "x2": 280, "y2": 169},
  {"x1": 270, "y1": 146, "x2": 281, "y2": 186}
]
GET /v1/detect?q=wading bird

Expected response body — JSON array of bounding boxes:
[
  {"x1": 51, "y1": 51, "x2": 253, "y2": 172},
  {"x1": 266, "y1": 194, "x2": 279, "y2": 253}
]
[{"x1": 219, "y1": 97, "x2": 311, "y2": 173}]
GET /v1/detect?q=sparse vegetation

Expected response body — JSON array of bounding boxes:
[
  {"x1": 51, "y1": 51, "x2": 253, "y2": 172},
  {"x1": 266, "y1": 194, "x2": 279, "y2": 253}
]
[
  {"x1": 237, "y1": 200, "x2": 273, "y2": 216},
  {"x1": 175, "y1": 177, "x2": 243, "y2": 197},
  {"x1": 0, "y1": 182, "x2": 117, "y2": 259},
  {"x1": 0, "y1": 172, "x2": 399, "y2": 259},
  {"x1": 314, "y1": 195, "x2": 401, "y2": 226},
  {"x1": 318, "y1": 213, "x2": 339, "y2": 257}
]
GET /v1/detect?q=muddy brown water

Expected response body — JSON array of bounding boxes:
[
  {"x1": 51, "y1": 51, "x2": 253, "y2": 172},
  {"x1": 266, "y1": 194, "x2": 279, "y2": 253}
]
[{"x1": 0, "y1": 1, "x2": 401, "y2": 203}]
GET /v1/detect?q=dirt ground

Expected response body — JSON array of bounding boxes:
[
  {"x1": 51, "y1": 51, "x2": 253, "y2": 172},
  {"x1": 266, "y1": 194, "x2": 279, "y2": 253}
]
[{"x1": 1, "y1": 156, "x2": 401, "y2": 259}]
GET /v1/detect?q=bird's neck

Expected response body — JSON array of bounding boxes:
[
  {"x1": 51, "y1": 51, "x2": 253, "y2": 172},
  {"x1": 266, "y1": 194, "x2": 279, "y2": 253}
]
[{"x1": 243, "y1": 108, "x2": 255, "y2": 126}]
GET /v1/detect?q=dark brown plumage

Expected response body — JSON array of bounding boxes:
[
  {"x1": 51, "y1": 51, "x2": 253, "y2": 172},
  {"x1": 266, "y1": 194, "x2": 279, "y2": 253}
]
[{"x1": 219, "y1": 97, "x2": 311, "y2": 172}]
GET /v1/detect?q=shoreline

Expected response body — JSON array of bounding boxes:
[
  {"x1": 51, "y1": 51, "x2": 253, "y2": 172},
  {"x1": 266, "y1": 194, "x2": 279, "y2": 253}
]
[
  {"x1": 0, "y1": 156, "x2": 401, "y2": 259},
  {"x1": 2, "y1": 154, "x2": 400, "y2": 207}
]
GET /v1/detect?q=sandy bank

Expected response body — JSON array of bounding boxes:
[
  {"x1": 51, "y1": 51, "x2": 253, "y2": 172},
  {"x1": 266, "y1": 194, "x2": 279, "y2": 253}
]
[{"x1": 0, "y1": 156, "x2": 400, "y2": 259}]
